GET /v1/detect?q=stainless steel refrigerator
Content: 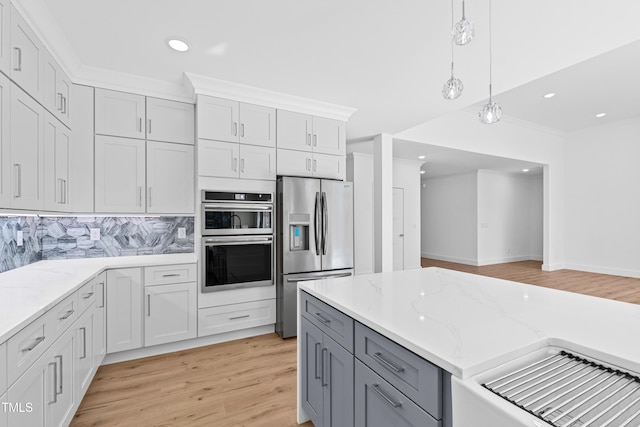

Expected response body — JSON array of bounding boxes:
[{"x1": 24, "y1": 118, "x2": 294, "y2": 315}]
[{"x1": 276, "y1": 176, "x2": 354, "y2": 338}]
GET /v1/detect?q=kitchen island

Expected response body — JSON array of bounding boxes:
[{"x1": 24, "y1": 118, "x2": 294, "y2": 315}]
[{"x1": 297, "y1": 267, "x2": 640, "y2": 426}]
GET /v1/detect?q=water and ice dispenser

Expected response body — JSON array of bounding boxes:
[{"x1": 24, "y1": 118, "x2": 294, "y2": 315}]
[{"x1": 290, "y1": 224, "x2": 309, "y2": 251}]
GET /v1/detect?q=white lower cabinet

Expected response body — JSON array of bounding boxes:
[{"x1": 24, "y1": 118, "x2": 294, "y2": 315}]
[
  {"x1": 144, "y1": 282, "x2": 197, "y2": 347},
  {"x1": 93, "y1": 274, "x2": 107, "y2": 366},
  {"x1": 0, "y1": 392, "x2": 6, "y2": 427},
  {"x1": 106, "y1": 268, "x2": 143, "y2": 353},
  {"x1": 198, "y1": 299, "x2": 276, "y2": 337},
  {"x1": 46, "y1": 330, "x2": 75, "y2": 427},
  {"x1": 0, "y1": 341, "x2": 6, "y2": 395},
  {"x1": 75, "y1": 309, "x2": 95, "y2": 397}
]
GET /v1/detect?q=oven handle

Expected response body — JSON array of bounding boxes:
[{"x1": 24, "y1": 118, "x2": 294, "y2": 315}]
[
  {"x1": 203, "y1": 203, "x2": 272, "y2": 211},
  {"x1": 203, "y1": 236, "x2": 273, "y2": 245}
]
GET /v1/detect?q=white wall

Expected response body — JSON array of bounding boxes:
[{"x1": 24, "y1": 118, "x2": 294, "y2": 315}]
[
  {"x1": 347, "y1": 153, "x2": 375, "y2": 275},
  {"x1": 564, "y1": 118, "x2": 640, "y2": 278},
  {"x1": 393, "y1": 159, "x2": 423, "y2": 269},
  {"x1": 421, "y1": 173, "x2": 478, "y2": 264},
  {"x1": 396, "y1": 110, "x2": 566, "y2": 271},
  {"x1": 477, "y1": 170, "x2": 543, "y2": 265}
]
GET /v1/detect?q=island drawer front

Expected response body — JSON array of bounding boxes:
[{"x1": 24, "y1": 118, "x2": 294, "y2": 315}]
[
  {"x1": 144, "y1": 263, "x2": 197, "y2": 286},
  {"x1": 355, "y1": 322, "x2": 442, "y2": 419},
  {"x1": 0, "y1": 342, "x2": 6, "y2": 394},
  {"x1": 47, "y1": 292, "x2": 79, "y2": 339},
  {"x1": 198, "y1": 299, "x2": 276, "y2": 337},
  {"x1": 300, "y1": 291, "x2": 354, "y2": 353},
  {"x1": 6, "y1": 314, "x2": 48, "y2": 386},
  {"x1": 77, "y1": 277, "x2": 98, "y2": 314},
  {"x1": 355, "y1": 359, "x2": 441, "y2": 427}
]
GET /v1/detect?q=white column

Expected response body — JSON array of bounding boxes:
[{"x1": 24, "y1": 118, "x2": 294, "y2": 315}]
[{"x1": 373, "y1": 134, "x2": 393, "y2": 272}]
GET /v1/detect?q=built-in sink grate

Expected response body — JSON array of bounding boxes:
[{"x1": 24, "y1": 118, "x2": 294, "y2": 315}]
[{"x1": 482, "y1": 351, "x2": 640, "y2": 427}]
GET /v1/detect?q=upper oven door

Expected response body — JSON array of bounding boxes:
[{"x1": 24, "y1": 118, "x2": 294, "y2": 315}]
[{"x1": 202, "y1": 203, "x2": 273, "y2": 235}]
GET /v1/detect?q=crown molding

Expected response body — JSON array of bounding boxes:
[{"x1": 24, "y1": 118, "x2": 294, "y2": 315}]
[{"x1": 184, "y1": 72, "x2": 357, "y2": 122}]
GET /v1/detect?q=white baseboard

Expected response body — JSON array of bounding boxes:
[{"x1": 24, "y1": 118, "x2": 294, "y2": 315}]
[
  {"x1": 420, "y1": 253, "x2": 479, "y2": 266},
  {"x1": 102, "y1": 324, "x2": 275, "y2": 365},
  {"x1": 563, "y1": 263, "x2": 640, "y2": 279},
  {"x1": 477, "y1": 255, "x2": 541, "y2": 266}
]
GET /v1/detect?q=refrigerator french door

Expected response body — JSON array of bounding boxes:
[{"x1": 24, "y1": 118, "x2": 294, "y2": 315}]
[{"x1": 276, "y1": 177, "x2": 354, "y2": 338}]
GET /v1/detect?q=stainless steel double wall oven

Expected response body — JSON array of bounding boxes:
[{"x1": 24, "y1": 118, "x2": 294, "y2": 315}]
[{"x1": 201, "y1": 190, "x2": 274, "y2": 292}]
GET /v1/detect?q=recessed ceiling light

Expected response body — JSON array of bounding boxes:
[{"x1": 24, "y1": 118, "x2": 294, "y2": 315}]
[
  {"x1": 522, "y1": 169, "x2": 530, "y2": 172},
  {"x1": 543, "y1": 93, "x2": 555, "y2": 99},
  {"x1": 418, "y1": 155, "x2": 426, "y2": 160},
  {"x1": 420, "y1": 170, "x2": 426, "y2": 174},
  {"x1": 595, "y1": 112, "x2": 606, "y2": 118},
  {"x1": 167, "y1": 39, "x2": 190, "y2": 52}
]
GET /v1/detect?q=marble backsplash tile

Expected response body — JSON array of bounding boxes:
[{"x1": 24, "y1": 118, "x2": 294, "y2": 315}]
[{"x1": 0, "y1": 216, "x2": 194, "y2": 273}]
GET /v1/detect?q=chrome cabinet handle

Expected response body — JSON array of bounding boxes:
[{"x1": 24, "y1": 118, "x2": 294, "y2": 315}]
[
  {"x1": 233, "y1": 157, "x2": 238, "y2": 172},
  {"x1": 58, "y1": 179, "x2": 64, "y2": 204},
  {"x1": 13, "y1": 164, "x2": 21, "y2": 198},
  {"x1": 314, "y1": 312, "x2": 331, "y2": 324},
  {"x1": 55, "y1": 355, "x2": 63, "y2": 395},
  {"x1": 148, "y1": 187, "x2": 152, "y2": 207},
  {"x1": 63, "y1": 179, "x2": 67, "y2": 204},
  {"x1": 161, "y1": 273, "x2": 180, "y2": 278},
  {"x1": 313, "y1": 134, "x2": 317, "y2": 147},
  {"x1": 147, "y1": 294, "x2": 151, "y2": 317},
  {"x1": 49, "y1": 362, "x2": 58, "y2": 404},
  {"x1": 233, "y1": 122, "x2": 238, "y2": 136},
  {"x1": 22, "y1": 336, "x2": 45, "y2": 352},
  {"x1": 80, "y1": 327, "x2": 87, "y2": 359},
  {"x1": 98, "y1": 282, "x2": 105, "y2": 308},
  {"x1": 229, "y1": 314, "x2": 250, "y2": 320},
  {"x1": 62, "y1": 96, "x2": 67, "y2": 114},
  {"x1": 82, "y1": 292, "x2": 94, "y2": 299},
  {"x1": 148, "y1": 119, "x2": 152, "y2": 134},
  {"x1": 59, "y1": 309, "x2": 74, "y2": 320},
  {"x1": 372, "y1": 351, "x2": 405, "y2": 373},
  {"x1": 13, "y1": 47, "x2": 21, "y2": 71},
  {"x1": 321, "y1": 348, "x2": 328, "y2": 387},
  {"x1": 240, "y1": 123, "x2": 245, "y2": 137},
  {"x1": 138, "y1": 186, "x2": 143, "y2": 207},
  {"x1": 307, "y1": 133, "x2": 312, "y2": 146},
  {"x1": 313, "y1": 159, "x2": 317, "y2": 172},
  {"x1": 314, "y1": 191, "x2": 321, "y2": 256},
  {"x1": 314, "y1": 343, "x2": 321, "y2": 380},
  {"x1": 241, "y1": 158, "x2": 245, "y2": 173},
  {"x1": 322, "y1": 192, "x2": 328, "y2": 255},
  {"x1": 57, "y1": 93, "x2": 63, "y2": 111},
  {"x1": 372, "y1": 383, "x2": 402, "y2": 408},
  {"x1": 138, "y1": 117, "x2": 142, "y2": 132}
]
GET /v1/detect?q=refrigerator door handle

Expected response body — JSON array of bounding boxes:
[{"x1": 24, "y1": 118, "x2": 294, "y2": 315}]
[
  {"x1": 322, "y1": 192, "x2": 328, "y2": 255},
  {"x1": 314, "y1": 191, "x2": 321, "y2": 256},
  {"x1": 286, "y1": 272, "x2": 352, "y2": 283}
]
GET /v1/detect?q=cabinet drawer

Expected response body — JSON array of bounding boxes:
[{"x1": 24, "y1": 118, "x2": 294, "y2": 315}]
[
  {"x1": 0, "y1": 342, "x2": 6, "y2": 394},
  {"x1": 355, "y1": 359, "x2": 440, "y2": 427},
  {"x1": 198, "y1": 299, "x2": 275, "y2": 337},
  {"x1": 301, "y1": 291, "x2": 353, "y2": 353},
  {"x1": 355, "y1": 322, "x2": 442, "y2": 419},
  {"x1": 77, "y1": 277, "x2": 98, "y2": 314},
  {"x1": 6, "y1": 314, "x2": 48, "y2": 385},
  {"x1": 144, "y1": 263, "x2": 197, "y2": 286},
  {"x1": 47, "y1": 292, "x2": 79, "y2": 340}
]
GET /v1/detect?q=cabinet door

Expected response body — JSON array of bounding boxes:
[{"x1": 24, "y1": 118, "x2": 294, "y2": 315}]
[
  {"x1": 239, "y1": 145, "x2": 276, "y2": 180},
  {"x1": 0, "y1": 0, "x2": 10, "y2": 75},
  {"x1": 276, "y1": 148, "x2": 312, "y2": 177},
  {"x1": 10, "y1": 5, "x2": 43, "y2": 102},
  {"x1": 94, "y1": 135, "x2": 145, "y2": 213},
  {"x1": 276, "y1": 110, "x2": 312, "y2": 151},
  {"x1": 95, "y1": 88, "x2": 145, "y2": 139},
  {"x1": 324, "y1": 335, "x2": 354, "y2": 427},
  {"x1": 146, "y1": 97, "x2": 194, "y2": 145},
  {"x1": 313, "y1": 153, "x2": 345, "y2": 180},
  {"x1": 313, "y1": 117, "x2": 346, "y2": 156},
  {"x1": 56, "y1": 70, "x2": 71, "y2": 127},
  {"x1": 197, "y1": 96, "x2": 239, "y2": 142},
  {"x1": 106, "y1": 268, "x2": 143, "y2": 353},
  {"x1": 144, "y1": 282, "x2": 197, "y2": 347},
  {"x1": 43, "y1": 52, "x2": 59, "y2": 119},
  {"x1": 47, "y1": 330, "x2": 75, "y2": 427},
  {"x1": 10, "y1": 83, "x2": 44, "y2": 210},
  {"x1": 146, "y1": 141, "x2": 194, "y2": 214},
  {"x1": 0, "y1": 72, "x2": 9, "y2": 207},
  {"x1": 7, "y1": 356, "x2": 47, "y2": 427},
  {"x1": 93, "y1": 274, "x2": 107, "y2": 366},
  {"x1": 197, "y1": 139, "x2": 239, "y2": 178},
  {"x1": 43, "y1": 113, "x2": 70, "y2": 211},
  {"x1": 69, "y1": 84, "x2": 94, "y2": 212},
  {"x1": 0, "y1": 392, "x2": 7, "y2": 427},
  {"x1": 301, "y1": 318, "x2": 324, "y2": 427},
  {"x1": 239, "y1": 103, "x2": 276, "y2": 147},
  {"x1": 76, "y1": 309, "x2": 95, "y2": 398}
]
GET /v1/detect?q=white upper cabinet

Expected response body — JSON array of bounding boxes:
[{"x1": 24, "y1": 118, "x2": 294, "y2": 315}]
[
  {"x1": 197, "y1": 95, "x2": 276, "y2": 146},
  {"x1": 146, "y1": 141, "x2": 194, "y2": 214},
  {"x1": 198, "y1": 139, "x2": 240, "y2": 179},
  {"x1": 0, "y1": 0, "x2": 10, "y2": 75},
  {"x1": 238, "y1": 103, "x2": 276, "y2": 147},
  {"x1": 312, "y1": 116, "x2": 345, "y2": 156},
  {"x1": 276, "y1": 148, "x2": 312, "y2": 178},
  {"x1": 10, "y1": 5, "x2": 44, "y2": 103},
  {"x1": 146, "y1": 97, "x2": 194, "y2": 145},
  {"x1": 43, "y1": 52, "x2": 71, "y2": 127},
  {"x1": 0, "y1": 72, "x2": 9, "y2": 208},
  {"x1": 95, "y1": 88, "x2": 146, "y2": 139},
  {"x1": 312, "y1": 152, "x2": 345, "y2": 180},
  {"x1": 43, "y1": 112, "x2": 70, "y2": 212},
  {"x1": 239, "y1": 144, "x2": 276, "y2": 180},
  {"x1": 276, "y1": 110, "x2": 312, "y2": 151},
  {"x1": 94, "y1": 135, "x2": 146, "y2": 213},
  {"x1": 69, "y1": 84, "x2": 94, "y2": 213},
  {"x1": 197, "y1": 96, "x2": 239, "y2": 142},
  {"x1": 10, "y1": 83, "x2": 43, "y2": 210}
]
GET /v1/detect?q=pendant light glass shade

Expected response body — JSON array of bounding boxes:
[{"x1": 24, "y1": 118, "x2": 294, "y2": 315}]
[
  {"x1": 479, "y1": 0, "x2": 502, "y2": 124},
  {"x1": 443, "y1": 0, "x2": 463, "y2": 100},
  {"x1": 452, "y1": 0, "x2": 475, "y2": 45}
]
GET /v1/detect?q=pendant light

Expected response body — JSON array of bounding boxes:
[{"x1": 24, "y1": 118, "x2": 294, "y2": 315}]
[
  {"x1": 452, "y1": 0, "x2": 475, "y2": 45},
  {"x1": 443, "y1": 0, "x2": 463, "y2": 100},
  {"x1": 479, "y1": 0, "x2": 502, "y2": 124}
]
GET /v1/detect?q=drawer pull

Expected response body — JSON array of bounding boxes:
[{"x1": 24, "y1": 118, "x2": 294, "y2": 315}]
[
  {"x1": 314, "y1": 312, "x2": 331, "y2": 324},
  {"x1": 55, "y1": 355, "x2": 63, "y2": 395},
  {"x1": 82, "y1": 292, "x2": 94, "y2": 299},
  {"x1": 161, "y1": 273, "x2": 181, "y2": 277},
  {"x1": 373, "y1": 351, "x2": 405, "y2": 373},
  {"x1": 372, "y1": 383, "x2": 402, "y2": 408},
  {"x1": 22, "y1": 336, "x2": 45, "y2": 352},
  {"x1": 229, "y1": 314, "x2": 250, "y2": 320},
  {"x1": 59, "y1": 309, "x2": 75, "y2": 320},
  {"x1": 49, "y1": 362, "x2": 58, "y2": 404},
  {"x1": 321, "y1": 348, "x2": 328, "y2": 387}
]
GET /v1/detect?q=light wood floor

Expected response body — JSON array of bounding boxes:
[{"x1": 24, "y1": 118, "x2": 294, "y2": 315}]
[{"x1": 72, "y1": 260, "x2": 640, "y2": 426}]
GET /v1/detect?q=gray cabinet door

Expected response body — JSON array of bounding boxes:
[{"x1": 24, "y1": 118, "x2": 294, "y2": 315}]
[
  {"x1": 323, "y1": 334, "x2": 354, "y2": 427},
  {"x1": 355, "y1": 360, "x2": 440, "y2": 427},
  {"x1": 301, "y1": 317, "x2": 324, "y2": 427}
]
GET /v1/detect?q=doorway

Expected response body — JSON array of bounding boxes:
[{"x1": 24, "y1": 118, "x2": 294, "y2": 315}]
[{"x1": 393, "y1": 187, "x2": 404, "y2": 271}]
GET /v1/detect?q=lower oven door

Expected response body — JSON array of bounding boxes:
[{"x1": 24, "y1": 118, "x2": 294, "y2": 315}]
[{"x1": 202, "y1": 235, "x2": 274, "y2": 292}]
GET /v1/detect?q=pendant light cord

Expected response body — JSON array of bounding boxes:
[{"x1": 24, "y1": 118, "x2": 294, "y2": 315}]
[
  {"x1": 462, "y1": 0, "x2": 466, "y2": 19},
  {"x1": 450, "y1": 0, "x2": 455, "y2": 77},
  {"x1": 489, "y1": 0, "x2": 493, "y2": 100}
]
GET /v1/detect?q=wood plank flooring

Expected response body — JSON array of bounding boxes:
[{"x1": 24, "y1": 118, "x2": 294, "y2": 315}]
[{"x1": 72, "y1": 260, "x2": 640, "y2": 427}]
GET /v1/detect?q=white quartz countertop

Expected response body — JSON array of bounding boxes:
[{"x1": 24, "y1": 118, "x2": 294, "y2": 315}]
[
  {"x1": 0, "y1": 253, "x2": 197, "y2": 343},
  {"x1": 299, "y1": 267, "x2": 640, "y2": 379}
]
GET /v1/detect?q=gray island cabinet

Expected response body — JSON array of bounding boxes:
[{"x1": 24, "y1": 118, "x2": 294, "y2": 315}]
[{"x1": 300, "y1": 291, "x2": 451, "y2": 427}]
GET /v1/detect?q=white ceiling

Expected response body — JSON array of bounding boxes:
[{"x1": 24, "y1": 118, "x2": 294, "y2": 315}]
[{"x1": 33, "y1": 0, "x2": 640, "y2": 142}]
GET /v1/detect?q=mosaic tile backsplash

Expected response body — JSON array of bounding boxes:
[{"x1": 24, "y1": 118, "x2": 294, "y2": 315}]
[{"x1": 0, "y1": 216, "x2": 194, "y2": 273}]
